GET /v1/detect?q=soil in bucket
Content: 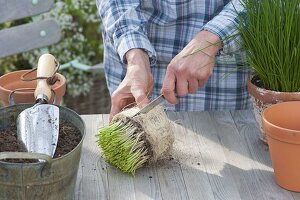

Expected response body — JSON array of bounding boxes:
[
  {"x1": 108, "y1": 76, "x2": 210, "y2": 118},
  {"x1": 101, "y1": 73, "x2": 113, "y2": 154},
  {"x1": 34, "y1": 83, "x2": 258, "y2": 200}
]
[{"x1": 0, "y1": 121, "x2": 82, "y2": 163}]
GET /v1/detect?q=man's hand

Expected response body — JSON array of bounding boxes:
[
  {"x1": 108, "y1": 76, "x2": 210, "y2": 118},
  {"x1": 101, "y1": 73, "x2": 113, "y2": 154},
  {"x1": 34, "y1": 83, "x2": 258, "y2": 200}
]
[
  {"x1": 110, "y1": 49, "x2": 154, "y2": 121},
  {"x1": 162, "y1": 30, "x2": 221, "y2": 104}
]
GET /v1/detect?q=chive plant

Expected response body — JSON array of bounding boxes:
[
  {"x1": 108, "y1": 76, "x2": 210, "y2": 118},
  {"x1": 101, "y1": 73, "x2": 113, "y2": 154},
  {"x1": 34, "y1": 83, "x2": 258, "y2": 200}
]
[
  {"x1": 97, "y1": 120, "x2": 150, "y2": 175},
  {"x1": 238, "y1": 0, "x2": 300, "y2": 92},
  {"x1": 97, "y1": 106, "x2": 174, "y2": 175}
]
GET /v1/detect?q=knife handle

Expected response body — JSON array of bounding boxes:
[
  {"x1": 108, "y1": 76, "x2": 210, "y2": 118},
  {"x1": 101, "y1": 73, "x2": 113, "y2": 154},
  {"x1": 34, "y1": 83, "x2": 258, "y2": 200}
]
[{"x1": 34, "y1": 54, "x2": 57, "y2": 103}]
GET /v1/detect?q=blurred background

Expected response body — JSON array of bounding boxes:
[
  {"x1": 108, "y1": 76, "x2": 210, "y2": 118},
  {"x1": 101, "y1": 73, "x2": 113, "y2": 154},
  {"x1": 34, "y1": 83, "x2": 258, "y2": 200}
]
[{"x1": 0, "y1": 0, "x2": 111, "y2": 114}]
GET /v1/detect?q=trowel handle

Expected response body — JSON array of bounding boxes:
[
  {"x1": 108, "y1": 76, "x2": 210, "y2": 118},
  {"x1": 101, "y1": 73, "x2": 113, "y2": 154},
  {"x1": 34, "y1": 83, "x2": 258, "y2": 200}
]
[{"x1": 34, "y1": 54, "x2": 58, "y2": 102}]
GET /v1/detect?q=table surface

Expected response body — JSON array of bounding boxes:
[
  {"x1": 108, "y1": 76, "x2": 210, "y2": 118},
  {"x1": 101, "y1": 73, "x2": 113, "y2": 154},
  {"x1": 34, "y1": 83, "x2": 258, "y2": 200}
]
[{"x1": 75, "y1": 110, "x2": 300, "y2": 200}]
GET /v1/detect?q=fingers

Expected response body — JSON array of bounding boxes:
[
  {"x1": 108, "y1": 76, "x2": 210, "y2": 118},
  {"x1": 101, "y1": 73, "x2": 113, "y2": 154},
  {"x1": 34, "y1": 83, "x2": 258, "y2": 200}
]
[
  {"x1": 198, "y1": 77, "x2": 210, "y2": 88},
  {"x1": 109, "y1": 95, "x2": 136, "y2": 122},
  {"x1": 109, "y1": 106, "x2": 117, "y2": 122},
  {"x1": 176, "y1": 76, "x2": 189, "y2": 96},
  {"x1": 110, "y1": 84, "x2": 150, "y2": 121},
  {"x1": 188, "y1": 78, "x2": 199, "y2": 93},
  {"x1": 162, "y1": 68, "x2": 178, "y2": 104},
  {"x1": 109, "y1": 102, "x2": 122, "y2": 122},
  {"x1": 162, "y1": 66, "x2": 213, "y2": 103},
  {"x1": 131, "y1": 86, "x2": 149, "y2": 108},
  {"x1": 196, "y1": 66, "x2": 212, "y2": 88},
  {"x1": 109, "y1": 90, "x2": 125, "y2": 122}
]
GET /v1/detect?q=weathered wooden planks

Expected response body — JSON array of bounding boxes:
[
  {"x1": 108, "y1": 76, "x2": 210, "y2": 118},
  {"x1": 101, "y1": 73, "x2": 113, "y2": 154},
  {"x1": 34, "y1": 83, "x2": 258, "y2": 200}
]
[
  {"x1": 75, "y1": 115, "x2": 109, "y2": 200},
  {"x1": 76, "y1": 112, "x2": 300, "y2": 200},
  {"x1": 0, "y1": 20, "x2": 61, "y2": 58},
  {"x1": 230, "y1": 110, "x2": 295, "y2": 200},
  {"x1": 209, "y1": 111, "x2": 264, "y2": 200},
  {"x1": 167, "y1": 112, "x2": 215, "y2": 200},
  {"x1": 186, "y1": 112, "x2": 242, "y2": 200},
  {"x1": 0, "y1": 0, "x2": 54, "y2": 23}
]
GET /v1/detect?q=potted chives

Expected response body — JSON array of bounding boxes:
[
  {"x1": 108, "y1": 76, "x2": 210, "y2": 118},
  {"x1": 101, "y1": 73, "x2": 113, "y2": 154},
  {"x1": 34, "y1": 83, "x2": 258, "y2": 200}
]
[{"x1": 237, "y1": 0, "x2": 300, "y2": 143}]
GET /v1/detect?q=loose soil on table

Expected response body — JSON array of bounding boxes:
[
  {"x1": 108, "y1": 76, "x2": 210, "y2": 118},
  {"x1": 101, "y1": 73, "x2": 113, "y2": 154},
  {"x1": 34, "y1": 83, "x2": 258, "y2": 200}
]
[{"x1": 0, "y1": 121, "x2": 82, "y2": 163}]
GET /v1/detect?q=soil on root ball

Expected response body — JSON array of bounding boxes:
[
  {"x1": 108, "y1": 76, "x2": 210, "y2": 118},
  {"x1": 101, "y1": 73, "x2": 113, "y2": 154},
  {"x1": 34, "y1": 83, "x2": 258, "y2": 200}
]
[{"x1": 0, "y1": 122, "x2": 82, "y2": 163}]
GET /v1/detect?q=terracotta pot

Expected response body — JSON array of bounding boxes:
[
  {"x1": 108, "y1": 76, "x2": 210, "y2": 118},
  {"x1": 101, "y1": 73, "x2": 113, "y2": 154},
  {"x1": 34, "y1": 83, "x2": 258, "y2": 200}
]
[
  {"x1": 262, "y1": 101, "x2": 300, "y2": 192},
  {"x1": 247, "y1": 75, "x2": 300, "y2": 143},
  {"x1": 0, "y1": 70, "x2": 66, "y2": 106}
]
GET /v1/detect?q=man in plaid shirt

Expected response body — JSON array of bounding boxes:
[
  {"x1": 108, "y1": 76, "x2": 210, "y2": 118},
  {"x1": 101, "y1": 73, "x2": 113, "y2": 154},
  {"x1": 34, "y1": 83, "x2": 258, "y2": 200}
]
[{"x1": 97, "y1": 0, "x2": 250, "y2": 120}]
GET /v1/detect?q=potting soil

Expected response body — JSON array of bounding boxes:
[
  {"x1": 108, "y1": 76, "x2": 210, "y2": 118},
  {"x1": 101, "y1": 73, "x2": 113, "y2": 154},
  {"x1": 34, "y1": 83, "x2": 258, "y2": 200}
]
[{"x1": 0, "y1": 121, "x2": 82, "y2": 163}]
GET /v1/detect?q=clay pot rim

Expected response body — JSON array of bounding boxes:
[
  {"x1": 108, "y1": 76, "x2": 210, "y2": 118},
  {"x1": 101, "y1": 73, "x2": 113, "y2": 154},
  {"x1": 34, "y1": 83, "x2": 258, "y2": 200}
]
[
  {"x1": 0, "y1": 70, "x2": 66, "y2": 95},
  {"x1": 248, "y1": 74, "x2": 300, "y2": 95},
  {"x1": 263, "y1": 101, "x2": 300, "y2": 136}
]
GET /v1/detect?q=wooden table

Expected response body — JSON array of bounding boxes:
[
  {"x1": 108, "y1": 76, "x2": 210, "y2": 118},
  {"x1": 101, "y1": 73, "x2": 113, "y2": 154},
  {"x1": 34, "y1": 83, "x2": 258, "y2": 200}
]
[{"x1": 75, "y1": 110, "x2": 300, "y2": 200}]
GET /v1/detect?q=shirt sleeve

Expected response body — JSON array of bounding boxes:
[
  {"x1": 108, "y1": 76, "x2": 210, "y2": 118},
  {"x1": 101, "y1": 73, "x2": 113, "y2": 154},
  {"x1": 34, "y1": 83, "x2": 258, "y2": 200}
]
[
  {"x1": 202, "y1": 0, "x2": 246, "y2": 54},
  {"x1": 96, "y1": 0, "x2": 156, "y2": 65}
]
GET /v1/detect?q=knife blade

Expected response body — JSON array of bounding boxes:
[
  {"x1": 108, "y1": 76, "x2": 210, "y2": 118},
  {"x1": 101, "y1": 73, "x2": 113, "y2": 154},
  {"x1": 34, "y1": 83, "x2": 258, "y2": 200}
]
[{"x1": 133, "y1": 94, "x2": 165, "y2": 117}]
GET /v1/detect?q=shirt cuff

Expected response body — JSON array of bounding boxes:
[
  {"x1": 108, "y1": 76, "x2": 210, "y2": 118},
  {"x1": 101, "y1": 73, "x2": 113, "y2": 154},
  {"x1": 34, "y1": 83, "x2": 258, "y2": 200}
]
[
  {"x1": 202, "y1": 18, "x2": 240, "y2": 55},
  {"x1": 115, "y1": 31, "x2": 157, "y2": 65},
  {"x1": 201, "y1": 2, "x2": 244, "y2": 55}
]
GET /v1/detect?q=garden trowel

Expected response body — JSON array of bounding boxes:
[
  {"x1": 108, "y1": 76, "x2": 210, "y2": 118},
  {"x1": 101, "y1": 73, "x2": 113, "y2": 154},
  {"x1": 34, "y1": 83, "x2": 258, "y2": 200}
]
[{"x1": 17, "y1": 54, "x2": 59, "y2": 157}]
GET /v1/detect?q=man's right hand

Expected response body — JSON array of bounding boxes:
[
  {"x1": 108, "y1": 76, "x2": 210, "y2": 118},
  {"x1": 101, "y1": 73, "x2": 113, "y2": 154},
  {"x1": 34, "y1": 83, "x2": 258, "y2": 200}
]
[{"x1": 109, "y1": 49, "x2": 154, "y2": 121}]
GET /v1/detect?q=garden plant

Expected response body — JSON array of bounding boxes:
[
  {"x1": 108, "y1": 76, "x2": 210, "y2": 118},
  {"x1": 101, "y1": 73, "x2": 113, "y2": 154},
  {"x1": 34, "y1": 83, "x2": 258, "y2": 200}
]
[
  {"x1": 238, "y1": 0, "x2": 300, "y2": 92},
  {"x1": 238, "y1": 0, "x2": 300, "y2": 143},
  {"x1": 97, "y1": 106, "x2": 174, "y2": 175}
]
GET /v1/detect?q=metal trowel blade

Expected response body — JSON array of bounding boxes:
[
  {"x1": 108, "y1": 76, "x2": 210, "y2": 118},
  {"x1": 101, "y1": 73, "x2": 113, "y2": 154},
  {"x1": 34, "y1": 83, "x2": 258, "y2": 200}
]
[{"x1": 17, "y1": 104, "x2": 59, "y2": 157}]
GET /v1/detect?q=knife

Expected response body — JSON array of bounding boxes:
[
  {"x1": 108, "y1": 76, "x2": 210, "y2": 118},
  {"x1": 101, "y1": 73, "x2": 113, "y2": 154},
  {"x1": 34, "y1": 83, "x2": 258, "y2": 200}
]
[{"x1": 133, "y1": 94, "x2": 165, "y2": 117}]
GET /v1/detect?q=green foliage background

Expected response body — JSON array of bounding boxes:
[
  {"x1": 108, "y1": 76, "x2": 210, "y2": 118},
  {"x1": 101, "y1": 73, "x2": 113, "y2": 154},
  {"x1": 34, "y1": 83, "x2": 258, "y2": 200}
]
[{"x1": 0, "y1": 0, "x2": 103, "y2": 97}]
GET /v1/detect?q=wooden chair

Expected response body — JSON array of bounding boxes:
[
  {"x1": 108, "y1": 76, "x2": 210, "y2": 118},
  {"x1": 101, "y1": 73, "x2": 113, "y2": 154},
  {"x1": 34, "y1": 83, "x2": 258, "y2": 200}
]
[
  {"x1": 0, "y1": 0, "x2": 105, "y2": 72},
  {"x1": 0, "y1": 0, "x2": 61, "y2": 58},
  {"x1": 0, "y1": 0, "x2": 110, "y2": 114}
]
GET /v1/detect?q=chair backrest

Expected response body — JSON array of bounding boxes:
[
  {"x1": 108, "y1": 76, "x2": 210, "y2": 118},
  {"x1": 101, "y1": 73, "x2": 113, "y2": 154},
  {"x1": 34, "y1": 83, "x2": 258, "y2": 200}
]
[{"x1": 0, "y1": 0, "x2": 61, "y2": 58}]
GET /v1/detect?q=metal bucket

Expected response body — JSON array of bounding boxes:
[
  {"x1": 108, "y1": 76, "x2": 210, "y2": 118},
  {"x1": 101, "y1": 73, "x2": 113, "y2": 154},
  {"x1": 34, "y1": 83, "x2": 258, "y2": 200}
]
[{"x1": 0, "y1": 104, "x2": 85, "y2": 200}]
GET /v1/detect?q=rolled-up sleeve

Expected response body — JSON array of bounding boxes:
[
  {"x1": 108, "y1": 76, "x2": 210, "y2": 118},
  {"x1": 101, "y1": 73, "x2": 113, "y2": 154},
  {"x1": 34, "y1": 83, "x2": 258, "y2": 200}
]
[
  {"x1": 202, "y1": 0, "x2": 245, "y2": 54},
  {"x1": 96, "y1": 0, "x2": 156, "y2": 64}
]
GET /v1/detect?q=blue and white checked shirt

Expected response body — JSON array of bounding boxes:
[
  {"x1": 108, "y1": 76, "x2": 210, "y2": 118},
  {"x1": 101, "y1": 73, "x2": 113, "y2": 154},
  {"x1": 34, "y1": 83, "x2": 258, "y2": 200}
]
[{"x1": 97, "y1": 0, "x2": 251, "y2": 111}]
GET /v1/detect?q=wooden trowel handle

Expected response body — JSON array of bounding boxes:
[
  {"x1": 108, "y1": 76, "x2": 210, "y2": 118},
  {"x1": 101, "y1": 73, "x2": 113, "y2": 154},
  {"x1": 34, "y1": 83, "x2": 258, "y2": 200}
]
[{"x1": 34, "y1": 54, "x2": 57, "y2": 102}]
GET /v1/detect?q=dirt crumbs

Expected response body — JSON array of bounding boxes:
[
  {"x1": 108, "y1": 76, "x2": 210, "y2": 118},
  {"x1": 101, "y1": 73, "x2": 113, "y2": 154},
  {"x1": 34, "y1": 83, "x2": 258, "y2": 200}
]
[{"x1": 0, "y1": 122, "x2": 82, "y2": 163}]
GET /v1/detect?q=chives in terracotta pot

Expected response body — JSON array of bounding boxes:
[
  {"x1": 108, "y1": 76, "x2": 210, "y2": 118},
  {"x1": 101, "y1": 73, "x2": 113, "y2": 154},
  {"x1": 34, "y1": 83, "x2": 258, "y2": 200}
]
[{"x1": 237, "y1": 0, "x2": 300, "y2": 143}]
